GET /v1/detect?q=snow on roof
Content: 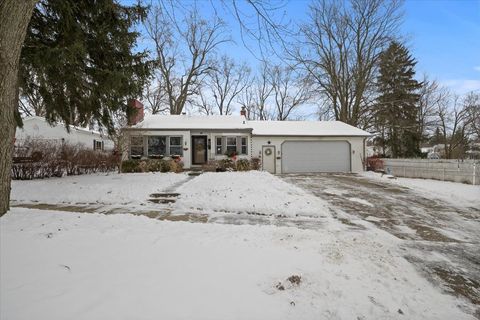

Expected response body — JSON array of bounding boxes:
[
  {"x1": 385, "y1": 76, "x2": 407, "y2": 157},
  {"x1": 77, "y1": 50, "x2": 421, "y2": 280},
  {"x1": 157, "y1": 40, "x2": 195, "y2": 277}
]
[
  {"x1": 250, "y1": 120, "x2": 371, "y2": 136},
  {"x1": 127, "y1": 114, "x2": 371, "y2": 136},
  {"x1": 22, "y1": 116, "x2": 107, "y2": 137},
  {"x1": 129, "y1": 114, "x2": 251, "y2": 130}
]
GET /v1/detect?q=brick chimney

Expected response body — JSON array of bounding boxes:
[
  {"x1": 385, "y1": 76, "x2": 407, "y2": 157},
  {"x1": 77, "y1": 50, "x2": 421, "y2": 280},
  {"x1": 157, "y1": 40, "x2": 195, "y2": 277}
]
[
  {"x1": 127, "y1": 99, "x2": 144, "y2": 125},
  {"x1": 240, "y1": 106, "x2": 246, "y2": 117}
]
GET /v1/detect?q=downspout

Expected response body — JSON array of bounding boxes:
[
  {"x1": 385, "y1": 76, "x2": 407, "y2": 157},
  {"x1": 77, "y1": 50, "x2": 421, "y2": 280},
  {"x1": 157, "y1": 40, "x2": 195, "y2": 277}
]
[{"x1": 363, "y1": 137, "x2": 367, "y2": 171}]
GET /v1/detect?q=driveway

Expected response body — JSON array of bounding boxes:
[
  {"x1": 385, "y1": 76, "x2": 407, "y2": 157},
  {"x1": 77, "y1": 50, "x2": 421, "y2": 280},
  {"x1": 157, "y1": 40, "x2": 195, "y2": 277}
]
[{"x1": 282, "y1": 173, "x2": 480, "y2": 314}]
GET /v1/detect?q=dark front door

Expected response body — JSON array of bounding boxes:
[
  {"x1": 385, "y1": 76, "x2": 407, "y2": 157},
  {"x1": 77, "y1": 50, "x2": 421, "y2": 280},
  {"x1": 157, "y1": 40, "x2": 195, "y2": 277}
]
[{"x1": 192, "y1": 136, "x2": 207, "y2": 165}]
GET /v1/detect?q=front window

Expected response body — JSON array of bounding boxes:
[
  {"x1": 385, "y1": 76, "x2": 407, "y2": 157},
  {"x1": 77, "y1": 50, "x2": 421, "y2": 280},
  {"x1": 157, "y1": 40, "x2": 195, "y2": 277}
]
[
  {"x1": 215, "y1": 137, "x2": 222, "y2": 155},
  {"x1": 130, "y1": 136, "x2": 144, "y2": 158},
  {"x1": 148, "y1": 136, "x2": 166, "y2": 157},
  {"x1": 169, "y1": 136, "x2": 183, "y2": 156},
  {"x1": 226, "y1": 137, "x2": 237, "y2": 155},
  {"x1": 241, "y1": 137, "x2": 248, "y2": 155}
]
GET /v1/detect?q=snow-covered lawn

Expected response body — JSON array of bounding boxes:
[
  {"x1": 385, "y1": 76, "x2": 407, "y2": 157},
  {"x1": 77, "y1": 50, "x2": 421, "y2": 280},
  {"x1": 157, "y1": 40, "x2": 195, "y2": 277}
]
[
  {"x1": 11, "y1": 172, "x2": 189, "y2": 207},
  {"x1": 2, "y1": 171, "x2": 477, "y2": 319},
  {"x1": 361, "y1": 171, "x2": 480, "y2": 208},
  {"x1": 174, "y1": 171, "x2": 330, "y2": 217},
  {"x1": 0, "y1": 208, "x2": 473, "y2": 320}
]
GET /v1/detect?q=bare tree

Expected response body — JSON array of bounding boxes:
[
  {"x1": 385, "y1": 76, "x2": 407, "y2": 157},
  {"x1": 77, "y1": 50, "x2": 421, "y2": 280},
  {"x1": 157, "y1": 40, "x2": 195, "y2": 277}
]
[
  {"x1": 195, "y1": 55, "x2": 250, "y2": 115},
  {"x1": 436, "y1": 93, "x2": 472, "y2": 159},
  {"x1": 294, "y1": 0, "x2": 403, "y2": 127},
  {"x1": 144, "y1": 72, "x2": 169, "y2": 114},
  {"x1": 463, "y1": 91, "x2": 480, "y2": 140},
  {"x1": 145, "y1": 4, "x2": 228, "y2": 115},
  {"x1": 270, "y1": 65, "x2": 312, "y2": 120},
  {"x1": 417, "y1": 75, "x2": 449, "y2": 142},
  {"x1": 247, "y1": 62, "x2": 275, "y2": 120}
]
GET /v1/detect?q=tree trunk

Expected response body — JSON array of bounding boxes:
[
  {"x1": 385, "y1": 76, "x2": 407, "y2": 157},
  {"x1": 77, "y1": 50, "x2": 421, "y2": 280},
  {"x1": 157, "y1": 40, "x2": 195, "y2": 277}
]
[{"x1": 0, "y1": 0, "x2": 37, "y2": 216}]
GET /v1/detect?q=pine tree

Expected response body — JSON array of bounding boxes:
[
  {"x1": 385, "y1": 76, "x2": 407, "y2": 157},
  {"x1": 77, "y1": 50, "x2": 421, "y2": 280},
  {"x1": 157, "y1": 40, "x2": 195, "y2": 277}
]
[
  {"x1": 375, "y1": 42, "x2": 422, "y2": 158},
  {"x1": 19, "y1": 0, "x2": 152, "y2": 133}
]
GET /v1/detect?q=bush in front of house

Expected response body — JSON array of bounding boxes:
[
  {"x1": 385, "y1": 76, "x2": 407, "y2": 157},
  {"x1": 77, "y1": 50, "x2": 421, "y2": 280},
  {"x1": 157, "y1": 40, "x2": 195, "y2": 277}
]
[
  {"x1": 12, "y1": 138, "x2": 118, "y2": 180},
  {"x1": 120, "y1": 159, "x2": 183, "y2": 173},
  {"x1": 236, "y1": 159, "x2": 250, "y2": 171},
  {"x1": 121, "y1": 160, "x2": 140, "y2": 173},
  {"x1": 250, "y1": 157, "x2": 261, "y2": 170}
]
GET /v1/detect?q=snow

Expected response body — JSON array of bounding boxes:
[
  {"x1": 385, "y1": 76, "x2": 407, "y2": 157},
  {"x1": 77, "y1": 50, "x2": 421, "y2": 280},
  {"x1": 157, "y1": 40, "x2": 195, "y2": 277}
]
[
  {"x1": 348, "y1": 197, "x2": 374, "y2": 207},
  {"x1": 361, "y1": 171, "x2": 480, "y2": 208},
  {"x1": 11, "y1": 172, "x2": 188, "y2": 207},
  {"x1": 2, "y1": 171, "x2": 476, "y2": 319},
  {"x1": 130, "y1": 114, "x2": 250, "y2": 130},
  {"x1": 128, "y1": 114, "x2": 371, "y2": 137},
  {"x1": 1, "y1": 208, "x2": 473, "y2": 320},
  {"x1": 250, "y1": 120, "x2": 370, "y2": 136},
  {"x1": 174, "y1": 171, "x2": 330, "y2": 217}
]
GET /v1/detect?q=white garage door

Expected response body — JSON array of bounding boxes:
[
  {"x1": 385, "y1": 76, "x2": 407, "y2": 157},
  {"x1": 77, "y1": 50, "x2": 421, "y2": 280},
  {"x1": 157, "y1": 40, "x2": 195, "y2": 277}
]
[{"x1": 282, "y1": 141, "x2": 351, "y2": 173}]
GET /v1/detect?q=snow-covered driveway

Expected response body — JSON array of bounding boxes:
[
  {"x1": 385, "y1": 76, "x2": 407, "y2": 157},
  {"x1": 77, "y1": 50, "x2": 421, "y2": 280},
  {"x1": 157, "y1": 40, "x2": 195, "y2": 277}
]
[{"x1": 283, "y1": 173, "x2": 480, "y2": 314}]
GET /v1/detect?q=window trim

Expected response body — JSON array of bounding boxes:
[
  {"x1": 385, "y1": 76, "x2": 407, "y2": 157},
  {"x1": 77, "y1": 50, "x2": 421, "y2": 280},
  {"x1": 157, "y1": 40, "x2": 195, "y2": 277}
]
[
  {"x1": 130, "y1": 136, "x2": 145, "y2": 158},
  {"x1": 169, "y1": 136, "x2": 183, "y2": 156}
]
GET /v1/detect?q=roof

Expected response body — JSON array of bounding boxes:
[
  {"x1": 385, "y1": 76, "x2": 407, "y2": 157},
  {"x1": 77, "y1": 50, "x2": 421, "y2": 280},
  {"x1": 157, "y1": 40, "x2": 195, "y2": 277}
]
[
  {"x1": 128, "y1": 115, "x2": 251, "y2": 130},
  {"x1": 249, "y1": 120, "x2": 370, "y2": 136},
  {"x1": 126, "y1": 114, "x2": 371, "y2": 137},
  {"x1": 22, "y1": 116, "x2": 107, "y2": 137}
]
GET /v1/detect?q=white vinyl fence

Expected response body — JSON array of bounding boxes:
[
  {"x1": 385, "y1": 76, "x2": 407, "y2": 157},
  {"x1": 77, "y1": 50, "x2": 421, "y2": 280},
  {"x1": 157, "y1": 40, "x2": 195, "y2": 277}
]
[{"x1": 382, "y1": 159, "x2": 480, "y2": 185}]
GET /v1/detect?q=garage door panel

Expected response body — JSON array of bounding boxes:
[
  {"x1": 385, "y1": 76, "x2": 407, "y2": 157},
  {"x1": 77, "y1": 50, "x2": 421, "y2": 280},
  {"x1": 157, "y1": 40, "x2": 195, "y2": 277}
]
[{"x1": 282, "y1": 141, "x2": 350, "y2": 173}]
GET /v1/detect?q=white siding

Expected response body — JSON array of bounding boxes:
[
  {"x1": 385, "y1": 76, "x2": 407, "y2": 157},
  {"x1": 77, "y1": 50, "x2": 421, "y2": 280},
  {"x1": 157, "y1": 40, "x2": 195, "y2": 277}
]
[
  {"x1": 15, "y1": 117, "x2": 114, "y2": 150},
  {"x1": 252, "y1": 136, "x2": 365, "y2": 173}
]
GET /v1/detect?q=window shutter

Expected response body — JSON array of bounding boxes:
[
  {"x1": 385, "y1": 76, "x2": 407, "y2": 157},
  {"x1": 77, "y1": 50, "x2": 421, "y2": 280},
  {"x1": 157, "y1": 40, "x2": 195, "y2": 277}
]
[
  {"x1": 101, "y1": 141, "x2": 104, "y2": 151},
  {"x1": 93, "y1": 139, "x2": 96, "y2": 150}
]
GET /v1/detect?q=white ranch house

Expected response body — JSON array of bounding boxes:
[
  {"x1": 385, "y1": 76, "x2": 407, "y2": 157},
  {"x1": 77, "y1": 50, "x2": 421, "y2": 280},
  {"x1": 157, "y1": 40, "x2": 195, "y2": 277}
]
[
  {"x1": 123, "y1": 111, "x2": 371, "y2": 174},
  {"x1": 15, "y1": 116, "x2": 114, "y2": 151}
]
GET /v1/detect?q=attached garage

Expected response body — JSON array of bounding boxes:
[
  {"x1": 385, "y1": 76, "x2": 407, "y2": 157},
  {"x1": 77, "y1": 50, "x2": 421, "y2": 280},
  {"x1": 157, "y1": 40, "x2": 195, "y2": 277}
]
[
  {"x1": 250, "y1": 120, "x2": 371, "y2": 174},
  {"x1": 282, "y1": 141, "x2": 351, "y2": 173}
]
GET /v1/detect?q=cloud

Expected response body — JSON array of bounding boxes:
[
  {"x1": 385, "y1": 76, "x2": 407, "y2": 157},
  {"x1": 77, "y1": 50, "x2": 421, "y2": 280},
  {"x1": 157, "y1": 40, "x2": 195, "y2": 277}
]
[
  {"x1": 474, "y1": 66, "x2": 480, "y2": 72},
  {"x1": 441, "y1": 79, "x2": 480, "y2": 94}
]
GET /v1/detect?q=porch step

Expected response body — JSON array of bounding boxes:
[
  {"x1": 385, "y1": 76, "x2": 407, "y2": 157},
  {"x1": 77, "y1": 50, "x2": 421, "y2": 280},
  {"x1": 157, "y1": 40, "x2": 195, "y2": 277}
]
[
  {"x1": 148, "y1": 198, "x2": 176, "y2": 204},
  {"x1": 148, "y1": 192, "x2": 180, "y2": 204},
  {"x1": 149, "y1": 193, "x2": 180, "y2": 198},
  {"x1": 188, "y1": 171, "x2": 203, "y2": 176}
]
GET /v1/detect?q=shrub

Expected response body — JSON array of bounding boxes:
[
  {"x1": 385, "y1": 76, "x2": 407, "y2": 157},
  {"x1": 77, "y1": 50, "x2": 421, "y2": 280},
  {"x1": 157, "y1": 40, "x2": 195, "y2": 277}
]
[
  {"x1": 121, "y1": 160, "x2": 139, "y2": 173},
  {"x1": 250, "y1": 157, "x2": 261, "y2": 170},
  {"x1": 218, "y1": 158, "x2": 235, "y2": 171},
  {"x1": 12, "y1": 138, "x2": 118, "y2": 179},
  {"x1": 159, "y1": 160, "x2": 171, "y2": 172},
  {"x1": 169, "y1": 159, "x2": 184, "y2": 173},
  {"x1": 236, "y1": 159, "x2": 250, "y2": 171}
]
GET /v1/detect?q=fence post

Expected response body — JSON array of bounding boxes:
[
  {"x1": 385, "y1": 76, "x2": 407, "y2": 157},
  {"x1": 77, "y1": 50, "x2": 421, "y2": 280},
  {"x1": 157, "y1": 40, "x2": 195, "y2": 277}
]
[{"x1": 474, "y1": 162, "x2": 476, "y2": 185}]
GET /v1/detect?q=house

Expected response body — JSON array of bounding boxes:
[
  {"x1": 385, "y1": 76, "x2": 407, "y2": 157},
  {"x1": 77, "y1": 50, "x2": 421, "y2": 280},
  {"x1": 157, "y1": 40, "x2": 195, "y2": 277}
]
[
  {"x1": 123, "y1": 104, "x2": 371, "y2": 173},
  {"x1": 15, "y1": 116, "x2": 114, "y2": 151}
]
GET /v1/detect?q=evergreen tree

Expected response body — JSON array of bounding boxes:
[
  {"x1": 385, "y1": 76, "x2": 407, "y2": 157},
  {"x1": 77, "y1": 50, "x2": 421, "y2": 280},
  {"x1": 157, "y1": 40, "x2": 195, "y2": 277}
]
[
  {"x1": 375, "y1": 42, "x2": 422, "y2": 158},
  {"x1": 19, "y1": 0, "x2": 152, "y2": 133}
]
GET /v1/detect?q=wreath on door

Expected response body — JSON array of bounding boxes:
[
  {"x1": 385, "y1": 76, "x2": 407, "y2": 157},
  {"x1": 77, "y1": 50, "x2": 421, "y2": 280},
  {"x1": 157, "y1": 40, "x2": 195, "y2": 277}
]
[{"x1": 264, "y1": 148, "x2": 272, "y2": 156}]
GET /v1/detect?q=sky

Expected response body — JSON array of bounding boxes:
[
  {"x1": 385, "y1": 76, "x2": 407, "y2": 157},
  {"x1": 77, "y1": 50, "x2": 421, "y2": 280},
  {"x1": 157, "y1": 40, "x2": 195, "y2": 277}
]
[{"x1": 131, "y1": 0, "x2": 480, "y2": 95}]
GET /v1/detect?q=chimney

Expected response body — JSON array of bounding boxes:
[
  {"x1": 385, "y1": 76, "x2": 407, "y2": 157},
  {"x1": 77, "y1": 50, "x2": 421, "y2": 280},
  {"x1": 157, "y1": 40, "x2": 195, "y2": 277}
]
[
  {"x1": 240, "y1": 106, "x2": 246, "y2": 117},
  {"x1": 127, "y1": 99, "x2": 144, "y2": 125}
]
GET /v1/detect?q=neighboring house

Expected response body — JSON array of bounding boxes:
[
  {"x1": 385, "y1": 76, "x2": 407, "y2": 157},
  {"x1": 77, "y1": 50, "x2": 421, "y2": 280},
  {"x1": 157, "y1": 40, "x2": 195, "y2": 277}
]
[
  {"x1": 15, "y1": 116, "x2": 114, "y2": 151},
  {"x1": 123, "y1": 107, "x2": 371, "y2": 173}
]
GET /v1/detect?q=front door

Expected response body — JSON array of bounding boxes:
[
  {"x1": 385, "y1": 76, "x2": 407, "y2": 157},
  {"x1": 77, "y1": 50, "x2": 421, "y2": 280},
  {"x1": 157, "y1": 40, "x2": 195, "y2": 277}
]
[
  {"x1": 262, "y1": 146, "x2": 276, "y2": 173},
  {"x1": 192, "y1": 136, "x2": 207, "y2": 165}
]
